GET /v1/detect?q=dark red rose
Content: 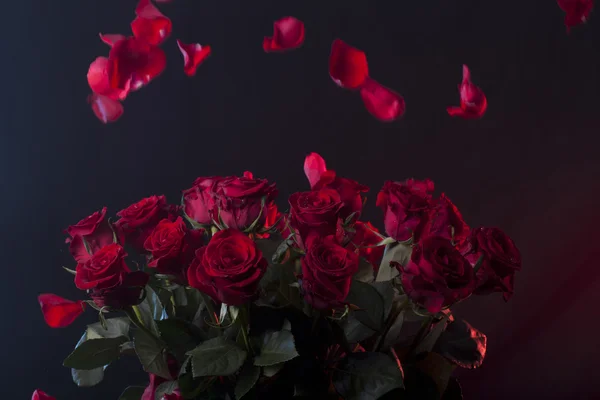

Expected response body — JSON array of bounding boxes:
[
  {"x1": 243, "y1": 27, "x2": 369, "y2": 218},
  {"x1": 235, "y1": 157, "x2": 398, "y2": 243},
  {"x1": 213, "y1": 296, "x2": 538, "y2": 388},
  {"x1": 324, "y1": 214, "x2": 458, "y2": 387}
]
[
  {"x1": 182, "y1": 177, "x2": 222, "y2": 226},
  {"x1": 116, "y1": 195, "x2": 178, "y2": 251},
  {"x1": 144, "y1": 217, "x2": 204, "y2": 277},
  {"x1": 376, "y1": 179, "x2": 434, "y2": 242},
  {"x1": 426, "y1": 194, "x2": 470, "y2": 245},
  {"x1": 396, "y1": 236, "x2": 475, "y2": 313},
  {"x1": 212, "y1": 171, "x2": 278, "y2": 231},
  {"x1": 288, "y1": 188, "x2": 343, "y2": 246},
  {"x1": 460, "y1": 227, "x2": 522, "y2": 301},
  {"x1": 303, "y1": 153, "x2": 368, "y2": 221},
  {"x1": 75, "y1": 243, "x2": 148, "y2": 308},
  {"x1": 301, "y1": 236, "x2": 359, "y2": 310},
  {"x1": 187, "y1": 229, "x2": 267, "y2": 306},
  {"x1": 65, "y1": 207, "x2": 116, "y2": 263},
  {"x1": 350, "y1": 221, "x2": 385, "y2": 271}
]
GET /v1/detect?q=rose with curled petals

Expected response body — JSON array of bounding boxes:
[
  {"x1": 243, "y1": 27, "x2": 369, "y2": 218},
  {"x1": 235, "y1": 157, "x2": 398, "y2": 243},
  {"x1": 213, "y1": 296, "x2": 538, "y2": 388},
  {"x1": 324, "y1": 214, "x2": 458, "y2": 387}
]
[
  {"x1": 38, "y1": 294, "x2": 86, "y2": 328},
  {"x1": 131, "y1": 0, "x2": 172, "y2": 46},
  {"x1": 32, "y1": 390, "x2": 56, "y2": 400},
  {"x1": 187, "y1": 229, "x2": 267, "y2": 306},
  {"x1": 65, "y1": 207, "x2": 116, "y2": 263},
  {"x1": 88, "y1": 93, "x2": 124, "y2": 124},
  {"x1": 557, "y1": 0, "x2": 593, "y2": 30},
  {"x1": 447, "y1": 65, "x2": 487, "y2": 119},
  {"x1": 177, "y1": 40, "x2": 212, "y2": 76},
  {"x1": 263, "y1": 16, "x2": 305, "y2": 52},
  {"x1": 426, "y1": 194, "x2": 470, "y2": 246},
  {"x1": 182, "y1": 177, "x2": 222, "y2": 226},
  {"x1": 289, "y1": 188, "x2": 343, "y2": 246},
  {"x1": 329, "y1": 39, "x2": 369, "y2": 89},
  {"x1": 360, "y1": 77, "x2": 406, "y2": 122}
]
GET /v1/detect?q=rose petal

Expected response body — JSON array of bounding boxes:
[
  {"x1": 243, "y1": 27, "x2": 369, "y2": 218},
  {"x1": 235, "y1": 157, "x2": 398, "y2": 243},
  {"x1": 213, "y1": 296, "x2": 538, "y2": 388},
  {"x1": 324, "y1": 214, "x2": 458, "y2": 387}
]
[
  {"x1": 87, "y1": 57, "x2": 129, "y2": 100},
  {"x1": 360, "y1": 77, "x2": 406, "y2": 122},
  {"x1": 329, "y1": 39, "x2": 369, "y2": 89},
  {"x1": 38, "y1": 293, "x2": 86, "y2": 328},
  {"x1": 304, "y1": 152, "x2": 327, "y2": 189},
  {"x1": 176, "y1": 40, "x2": 211, "y2": 77},
  {"x1": 131, "y1": 0, "x2": 172, "y2": 46},
  {"x1": 447, "y1": 64, "x2": 487, "y2": 119},
  {"x1": 32, "y1": 390, "x2": 56, "y2": 400},
  {"x1": 109, "y1": 37, "x2": 167, "y2": 90},
  {"x1": 99, "y1": 33, "x2": 126, "y2": 47},
  {"x1": 262, "y1": 16, "x2": 305, "y2": 52},
  {"x1": 88, "y1": 93, "x2": 124, "y2": 124},
  {"x1": 557, "y1": 0, "x2": 593, "y2": 30}
]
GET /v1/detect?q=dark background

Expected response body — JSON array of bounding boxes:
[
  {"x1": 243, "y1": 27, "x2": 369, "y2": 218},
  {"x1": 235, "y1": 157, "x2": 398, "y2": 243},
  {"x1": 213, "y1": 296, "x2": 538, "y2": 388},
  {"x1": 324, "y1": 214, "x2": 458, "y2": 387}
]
[{"x1": 3, "y1": 0, "x2": 599, "y2": 398}]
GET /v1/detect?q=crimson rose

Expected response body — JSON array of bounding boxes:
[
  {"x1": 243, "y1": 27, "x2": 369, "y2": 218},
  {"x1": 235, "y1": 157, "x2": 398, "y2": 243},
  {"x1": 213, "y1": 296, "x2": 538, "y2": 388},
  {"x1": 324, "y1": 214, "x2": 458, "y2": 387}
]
[
  {"x1": 427, "y1": 194, "x2": 470, "y2": 245},
  {"x1": 289, "y1": 188, "x2": 343, "y2": 246},
  {"x1": 350, "y1": 221, "x2": 385, "y2": 271},
  {"x1": 75, "y1": 243, "x2": 148, "y2": 308},
  {"x1": 187, "y1": 229, "x2": 267, "y2": 306},
  {"x1": 182, "y1": 177, "x2": 221, "y2": 226},
  {"x1": 65, "y1": 207, "x2": 115, "y2": 263},
  {"x1": 377, "y1": 179, "x2": 434, "y2": 242},
  {"x1": 116, "y1": 195, "x2": 178, "y2": 251},
  {"x1": 301, "y1": 236, "x2": 359, "y2": 310},
  {"x1": 460, "y1": 227, "x2": 521, "y2": 301},
  {"x1": 143, "y1": 217, "x2": 204, "y2": 278},
  {"x1": 396, "y1": 236, "x2": 475, "y2": 313},
  {"x1": 212, "y1": 172, "x2": 278, "y2": 231}
]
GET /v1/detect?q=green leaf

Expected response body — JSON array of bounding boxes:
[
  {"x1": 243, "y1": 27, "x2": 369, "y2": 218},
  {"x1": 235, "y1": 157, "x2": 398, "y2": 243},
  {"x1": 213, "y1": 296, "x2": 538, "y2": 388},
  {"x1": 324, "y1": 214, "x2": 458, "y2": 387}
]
[
  {"x1": 87, "y1": 317, "x2": 131, "y2": 339},
  {"x1": 415, "y1": 314, "x2": 450, "y2": 354},
  {"x1": 371, "y1": 281, "x2": 394, "y2": 320},
  {"x1": 345, "y1": 280, "x2": 385, "y2": 331},
  {"x1": 381, "y1": 310, "x2": 405, "y2": 351},
  {"x1": 155, "y1": 380, "x2": 178, "y2": 400},
  {"x1": 441, "y1": 377, "x2": 463, "y2": 400},
  {"x1": 254, "y1": 329, "x2": 299, "y2": 366},
  {"x1": 178, "y1": 373, "x2": 212, "y2": 399},
  {"x1": 63, "y1": 336, "x2": 128, "y2": 370},
  {"x1": 118, "y1": 386, "x2": 146, "y2": 400},
  {"x1": 376, "y1": 242, "x2": 412, "y2": 282},
  {"x1": 262, "y1": 362, "x2": 284, "y2": 377},
  {"x1": 134, "y1": 328, "x2": 171, "y2": 379},
  {"x1": 433, "y1": 319, "x2": 487, "y2": 369},
  {"x1": 156, "y1": 318, "x2": 201, "y2": 361},
  {"x1": 354, "y1": 257, "x2": 375, "y2": 283},
  {"x1": 235, "y1": 363, "x2": 260, "y2": 399},
  {"x1": 333, "y1": 352, "x2": 404, "y2": 400},
  {"x1": 186, "y1": 337, "x2": 247, "y2": 377},
  {"x1": 71, "y1": 367, "x2": 104, "y2": 388},
  {"x1": 343, "y1": 316, "x2": 376, "y2": 343}
]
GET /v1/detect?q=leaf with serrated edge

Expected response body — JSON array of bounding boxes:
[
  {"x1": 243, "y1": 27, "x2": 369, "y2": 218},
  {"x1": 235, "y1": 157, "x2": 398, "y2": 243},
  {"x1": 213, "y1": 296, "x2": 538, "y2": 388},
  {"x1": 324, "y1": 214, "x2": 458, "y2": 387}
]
[
  {"x1": 63, "y1": 336, "x2": 128, "y2": 370},
  {"x1": 186, "y1": 337, "x2": 247, "y2": 377},
  {"x1": 71, "y1": 331, "x2": 106, "y2": 387},
  {"x1": 433, "y1": 319, "x2": 487, "y2": 369},
  {"x1": 415, "y1": 314, "x2": 450, "y2": 354},
  {"x1": 254, "y1": 329, "x2": 299, "y2": 366},
  {"x1": 154, "y1": 380, "x2": 178, "y2": 400},
  {"x1": 134, "y1": 329, "x2": 171, "y2": 379},
  {"x1": 235, "y1": 364, "x2": 260, "y2": 399},
  {"x1": 87, "y1": 317, "x2": 130, "y2": 339}
]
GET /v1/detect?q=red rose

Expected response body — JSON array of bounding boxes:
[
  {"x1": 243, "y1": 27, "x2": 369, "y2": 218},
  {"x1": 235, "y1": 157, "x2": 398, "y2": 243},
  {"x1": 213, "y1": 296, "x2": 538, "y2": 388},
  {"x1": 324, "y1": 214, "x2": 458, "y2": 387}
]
[
  {"x1": 143, "y1": 217, "x2": 204, "y2": 277},
  {"x1": 182, "y1": 177, "x2": 222, "y2": 226},
  {"x1": 460, "y1": 227, "x2": 522, "y2": 301},
  {"x1": 304, "y1": 153, "x2": 368, "y2": 221},
  {"x1": 75, "y1": 244, "x2": 148, "y2": 308},
  {"x1": 350, "y1": 221, "x2": 385, "y2": 270},
  {"x1": 116, "y1": 195, "x2": 178, "y2": 251},
  {"x1": 212, "y1": 172, "x2": 278, "y2": 231},
  {"x1": 376, "y1": 179, "x2": 434, "y2": 242},
  {"x1": 65, "y1": 207, "x2": 115, "y2": 263},
  {"x1": 426, "y1": 194, "x2": 470, "y2": 245},
  {"x1": 187, "y1": 229, "x2": 267, "y2": 306},
  {"x1": 301, "y1": 236, "x2": 359, "y2": 310},
  {"x1": 288, "y1": 188, "x2": 343, "y2": 245},
  {"x1": 396, "y1": 236, "x2": 475, "y2": 313}
]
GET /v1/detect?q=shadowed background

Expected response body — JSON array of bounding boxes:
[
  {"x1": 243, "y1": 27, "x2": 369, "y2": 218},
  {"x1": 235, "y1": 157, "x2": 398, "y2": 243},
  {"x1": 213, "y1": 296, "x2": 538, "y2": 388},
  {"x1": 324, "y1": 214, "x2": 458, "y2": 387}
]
[{"x1": 2, "y1": 0, "x2": 599, "y2": 398}]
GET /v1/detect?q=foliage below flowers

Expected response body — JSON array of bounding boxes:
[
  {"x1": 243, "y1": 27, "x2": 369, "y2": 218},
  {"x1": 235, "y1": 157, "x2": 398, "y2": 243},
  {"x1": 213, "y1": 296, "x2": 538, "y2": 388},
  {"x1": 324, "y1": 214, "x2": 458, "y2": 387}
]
[{"x1": 37, "y1": 153, "x2": 521, "y2": 399}]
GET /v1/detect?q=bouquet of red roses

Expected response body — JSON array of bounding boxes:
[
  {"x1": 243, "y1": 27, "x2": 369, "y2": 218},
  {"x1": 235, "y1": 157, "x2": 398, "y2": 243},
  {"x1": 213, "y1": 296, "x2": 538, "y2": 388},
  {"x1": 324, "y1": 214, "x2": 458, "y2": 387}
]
[{"x1": 34, "y1": 152, "x2": 521, "y2": 400}]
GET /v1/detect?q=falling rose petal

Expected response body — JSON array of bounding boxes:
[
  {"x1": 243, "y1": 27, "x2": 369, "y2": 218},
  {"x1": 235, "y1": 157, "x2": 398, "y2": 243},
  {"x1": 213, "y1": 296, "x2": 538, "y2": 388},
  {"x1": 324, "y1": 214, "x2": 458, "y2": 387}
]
[
  {"x1": 109, "y1": 37, "x2": 167, "y2": 91},
  {"x1": 304, "y1": 152, "x2": 327, "y2": 189},
  {"x1": 87, "y1": 57, "x2": 129, "y2": 100},
  {"x1": 131, "y1": 0, "x2": 172, "y2": 46},
  {"x1": 263, "y1": 16, "x2": 305, "y2": 52},
  {"x1": 557, "y1": 0, "x2": 593, "y2": 30},
  {"x1": 32, "y1": 390, "x2": 56, "y2": 400},
  {"x1": 38, "y1": 293, "x2": 86, "y2": 328},
  {"x1": 88, "y1": 93, "x2": 124, "y2": 124},
  {"x1": 177, "y1": 40, "x2": 211, "y2": 77},
  {"x1": 99, "y1": 33, "x2": 126, "y2": 47},
  {"x1": 447, "y1": 64, "x2": 487, "y2": 119},
  {"x1": 329, "y1": 39, "x2": 369, "y2": 89},
  {"x1": 360, "y1": 77, "x2": 406, "y2": 122}
]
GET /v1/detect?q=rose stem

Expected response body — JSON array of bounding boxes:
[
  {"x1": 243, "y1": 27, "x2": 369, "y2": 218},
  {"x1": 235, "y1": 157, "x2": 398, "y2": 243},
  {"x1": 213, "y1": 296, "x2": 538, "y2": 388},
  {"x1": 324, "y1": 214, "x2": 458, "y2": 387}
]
[
  {"x1": 372, "y1": 298, "x2": 409, "y2": 352},
  {"x1": 199, "y1": 292, "x2": 222, "y2": 335},
  {"x1": 238, "y1": 304, "x2": 253, "y2": 355}
]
